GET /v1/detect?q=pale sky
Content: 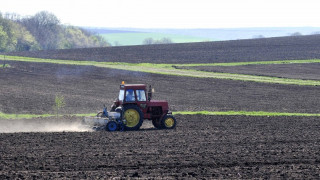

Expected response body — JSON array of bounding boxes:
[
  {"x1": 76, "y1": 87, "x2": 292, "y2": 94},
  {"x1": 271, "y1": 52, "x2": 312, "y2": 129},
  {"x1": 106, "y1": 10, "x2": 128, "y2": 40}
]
[{"x1": 1, "y1": 0, "x2": 320, "y2": 28}]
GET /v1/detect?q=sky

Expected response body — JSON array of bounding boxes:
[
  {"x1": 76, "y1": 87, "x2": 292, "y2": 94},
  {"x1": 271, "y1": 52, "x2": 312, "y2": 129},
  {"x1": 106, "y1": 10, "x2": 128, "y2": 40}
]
[{"x1": 1, "y1": 0, "x2": 320, "y2": 28}]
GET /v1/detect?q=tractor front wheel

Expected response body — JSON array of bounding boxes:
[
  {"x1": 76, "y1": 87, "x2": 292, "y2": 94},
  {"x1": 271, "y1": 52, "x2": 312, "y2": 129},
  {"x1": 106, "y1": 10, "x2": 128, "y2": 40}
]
[
  {"x1": 161, "y1": 115, "x2": 177, "y2": 129},
  {"x1": 123, "y1": 104, "x2": 143, "y2": 130}
]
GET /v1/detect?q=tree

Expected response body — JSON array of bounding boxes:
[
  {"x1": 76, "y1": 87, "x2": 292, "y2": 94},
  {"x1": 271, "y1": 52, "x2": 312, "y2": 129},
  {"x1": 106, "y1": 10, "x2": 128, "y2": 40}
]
[
  {"x1": 143, "y1": 37, "x2": 173, "y2": 45},
  {"x1": 53, "y1": 94, "x2": 66, "y2": 118},
  {"x1": 0, "y1": 14, "x2": 16, "y2": 52},
  {"x1": 0, "y1": 12, "x2": 39, "y2": 52},
  {"x1": 60, "y1": 26, "x2": 110, "y2": 49},
  {"x1": 157, "y1": 37, "x2": 173, "y2": 44},
  {"x1": 21, "y1": 11, "x2": 62, "y2": 50},
  {"x1": 291, "y1": 32, "x2": 302, "y2": 36},
  {"x1": 143, "y1": 38, "x2": 155, "y2": 45},
  {"x1": 0, "y1": 11, "x2": 110, "y2": 51},
  {"x1": 253, "y1": 35, "x2": 265, "y2": 39},
  {"x1": 12, "y1": 23, "x2": 40, "y2": 51},
  {"x1": 0, "y1": 26, "x2": 8, "y2": 51}
]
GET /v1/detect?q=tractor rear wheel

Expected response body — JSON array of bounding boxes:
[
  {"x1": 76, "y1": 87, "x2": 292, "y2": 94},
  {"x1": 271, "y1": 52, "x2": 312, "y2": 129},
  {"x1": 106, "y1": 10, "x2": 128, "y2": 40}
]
[
  {"x1": 152, "y1": 118, "x2": 162, "y2": 129},
  {"x1": 123, "y1": 104, "x2": 143, "y2": 130},
  {"x1": 161, "y1": 115, "x2": 177, "y2": 129}
]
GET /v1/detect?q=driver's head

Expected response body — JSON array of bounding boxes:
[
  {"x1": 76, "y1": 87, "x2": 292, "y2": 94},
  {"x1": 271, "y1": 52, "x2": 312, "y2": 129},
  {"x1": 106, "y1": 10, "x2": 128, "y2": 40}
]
[{"x1": 127, "y1": 89, "x2": 133, "y2": 95}]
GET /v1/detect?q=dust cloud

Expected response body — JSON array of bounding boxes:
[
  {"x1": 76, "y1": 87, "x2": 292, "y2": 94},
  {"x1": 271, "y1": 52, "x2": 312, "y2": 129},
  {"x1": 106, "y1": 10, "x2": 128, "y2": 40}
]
[
  {"x1": 140, "y1": 120, "x2": 155, "y2": 129},
  {"x1": 0, "y1": 118, "x2": 92, "y2": 133}
]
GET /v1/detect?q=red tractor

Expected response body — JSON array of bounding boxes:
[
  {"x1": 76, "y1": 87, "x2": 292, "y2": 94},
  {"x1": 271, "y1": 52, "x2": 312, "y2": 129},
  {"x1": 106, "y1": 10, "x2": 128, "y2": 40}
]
[{"x1": 84, "y1": 82, "x2": 177, "y2": 131}]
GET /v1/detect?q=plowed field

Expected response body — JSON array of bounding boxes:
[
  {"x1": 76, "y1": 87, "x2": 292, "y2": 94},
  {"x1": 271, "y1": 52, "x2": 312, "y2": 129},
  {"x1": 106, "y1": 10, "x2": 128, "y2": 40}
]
[
  {"x1": 1, "y1": 115, "x2": 320, "y2": 179},
  {"x1": 180, "y1": 63, "x2": 320, "y2": 80},
  {"x1": 1, "y1": 61, "x2": 319, "y2": 114},
  {"x1": 1, "y1": 35, "x2": 320, "y2": 178},
  {"x1": 7, "y1": 34, "x2": 320, "y2": 63}
]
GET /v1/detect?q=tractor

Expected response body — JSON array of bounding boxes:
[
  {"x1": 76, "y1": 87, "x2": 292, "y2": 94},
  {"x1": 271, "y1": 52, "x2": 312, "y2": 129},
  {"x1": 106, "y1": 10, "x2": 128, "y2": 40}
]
[{"x1": 83, "y1": 82, "x2": 177, "y2": 131}]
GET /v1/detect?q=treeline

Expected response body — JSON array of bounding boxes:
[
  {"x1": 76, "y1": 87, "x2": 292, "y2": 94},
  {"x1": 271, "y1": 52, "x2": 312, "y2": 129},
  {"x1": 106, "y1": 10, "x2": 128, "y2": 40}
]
[
  {"x1": 142, "y1": 37, "x2": 173, "y2": 45},
  {"x1": 0, "y1": 11, "x2": 110, "y2": 52}
]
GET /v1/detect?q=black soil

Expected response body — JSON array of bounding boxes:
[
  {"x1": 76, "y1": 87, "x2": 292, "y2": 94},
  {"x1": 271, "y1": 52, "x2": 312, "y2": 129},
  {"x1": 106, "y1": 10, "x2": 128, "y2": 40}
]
[
  {"x1": 179, "y1": 63, "x2": 320, "y2": 80},
  {"x1": 0, "y1": 61, "x2": 319, "y2": 114},
  {"x1": 1, "y1": 35, "x2": 320, "y2": 179},
  {"x1": 1, "y1": 115, "x2": 320, "y2": 179}
]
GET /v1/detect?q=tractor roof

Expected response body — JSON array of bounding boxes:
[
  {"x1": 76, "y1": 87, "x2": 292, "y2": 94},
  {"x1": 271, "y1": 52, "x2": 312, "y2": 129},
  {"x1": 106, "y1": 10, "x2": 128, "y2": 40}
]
[{"x1": 120, "y1": 84, "x2": 146, "y2": 90}]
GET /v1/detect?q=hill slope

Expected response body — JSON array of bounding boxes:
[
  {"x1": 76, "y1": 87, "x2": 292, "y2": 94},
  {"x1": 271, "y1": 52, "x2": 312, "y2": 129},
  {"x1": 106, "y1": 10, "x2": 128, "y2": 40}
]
[{"x1": 7, "y1": 34, "x2": 320, "y2": 64}]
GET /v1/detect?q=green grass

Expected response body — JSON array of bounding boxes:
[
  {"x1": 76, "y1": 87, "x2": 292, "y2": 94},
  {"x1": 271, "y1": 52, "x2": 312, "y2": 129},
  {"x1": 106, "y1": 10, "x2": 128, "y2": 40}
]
[
  {"x1": 1, "y1": 111, "x2": 320, "y2": 120},
  {"x1": 0, "y1": 112, "x2": 53, "y2": 119},
  {"x1": 2, "y1": 55, "x2": 320, "y2": 86},
  {"x1": 0, "y1": 112, "x2": 96, "y2": 119},
  {"x1": 174, "y1": 59, "x2": 320, "y2": 67},
  {"x1": 0, "y1": 64, "x2": 11, "y2": 68},
  {"x1": 174, "y1": 111, "x2": 320, "y2": 117},
  {"x1": 101, "y1": 32, "x2": 211, "y2": 46}
]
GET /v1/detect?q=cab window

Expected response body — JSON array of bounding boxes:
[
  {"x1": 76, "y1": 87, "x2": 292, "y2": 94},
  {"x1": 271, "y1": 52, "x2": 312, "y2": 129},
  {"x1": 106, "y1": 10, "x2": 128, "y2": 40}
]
[
  {"x1": 136, "y1": 90, "x2": 146, "y2": 101},
  {"x1": 118, "y1": 90, "x2": 124, "y2": 101},
  {"x1": 125, "y1": 89, "x2": 135, "y2": 102}
]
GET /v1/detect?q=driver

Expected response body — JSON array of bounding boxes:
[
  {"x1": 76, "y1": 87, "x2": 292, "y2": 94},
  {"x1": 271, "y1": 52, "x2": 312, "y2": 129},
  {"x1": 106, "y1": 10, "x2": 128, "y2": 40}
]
[{"x1": 126, "y1": 89, "x2": 135, "y2": 102}]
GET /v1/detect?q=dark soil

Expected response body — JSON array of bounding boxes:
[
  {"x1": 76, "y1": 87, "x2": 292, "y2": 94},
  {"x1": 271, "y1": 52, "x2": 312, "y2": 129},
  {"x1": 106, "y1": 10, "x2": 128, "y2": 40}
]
[
  {"x1": 179, "y1": 63, "x2": 320, "y2": 80},
  {"x1": 1, "y1": 35, "x2": 320, "y2": 179},
  {"x1": 1, "y1": 115, "x2": 320, "y2": 179},
  {"x1": 6, "y1": 34, "x2": 320, "y2": 64},
  {"x1": 1, "y1": 61, "x2": 319, "y2": 115}
]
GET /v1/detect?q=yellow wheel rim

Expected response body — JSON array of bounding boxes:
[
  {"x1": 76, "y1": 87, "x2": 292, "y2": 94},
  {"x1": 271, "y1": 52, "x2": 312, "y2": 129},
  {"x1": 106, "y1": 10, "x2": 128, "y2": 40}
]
[
  {"x1": 124, "y1": 109, "x2": 140, "y2": 127},
  {"x1": 164, "y1": 117, "x2": 175, "y2": 128}
]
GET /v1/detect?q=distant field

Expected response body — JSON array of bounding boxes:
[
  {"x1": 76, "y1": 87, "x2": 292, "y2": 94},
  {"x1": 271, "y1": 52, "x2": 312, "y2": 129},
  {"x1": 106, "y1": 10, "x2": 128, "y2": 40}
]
[
  {"x1": 8, "y1": 34, "x2": 320, "y2": 64},
  {"x1": 3, "y1": 56, "x2": 320, "y2": 86},
  {"x1": 179, "y1": 63, "x2": 320, "y2": 80},
  {"x1": 100, "y1": 32, "x2": 211, "y2": 46}
]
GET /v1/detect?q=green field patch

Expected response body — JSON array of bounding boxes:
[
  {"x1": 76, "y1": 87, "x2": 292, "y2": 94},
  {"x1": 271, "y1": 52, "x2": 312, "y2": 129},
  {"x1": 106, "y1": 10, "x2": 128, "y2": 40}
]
[
  {"x1": 174, "y1": 59, "x2": 320, "y2": 67},
  {"x1": 0, "y1": 112, "x2": 96, "y2": 119},
  {"x1": 101, "y1": 32, "x2": 211, "y2": 46},
  {"x1": 1, "y1": 111, "x2": 320, "y2": 120},
  {"x1": 0, "y1": 112, "x2": 53, "y2": 119},
  {"x1": 0, "y1": 64, "x2": 11, "y2": 68},
  {"x1": 2, "y1": 55, "x2": 320, "y2": 86},
  {"x1": 174, "y1": 111, "x2": 320, "y2": 117}
]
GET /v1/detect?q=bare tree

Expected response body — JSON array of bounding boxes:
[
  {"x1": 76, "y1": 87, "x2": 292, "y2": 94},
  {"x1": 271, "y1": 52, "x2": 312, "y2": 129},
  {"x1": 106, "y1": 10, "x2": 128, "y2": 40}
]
[
  {"x1": 4, "y1": 12, "x2": 21, "y2": 21},
  {"x1": 143, "y1": 37, "x2": 173, "y2": 45},
  {"x1": 143, "y1": 38, "x2": 154, "y2": 45},
  {"x1": 157, "y1": 37, "x2": 173, "y2": 44},
  {"x1": 290, "y1": 32, "x2": 302, "y2": 36},
  {"x1": 21, "y1": 11, "x2": 62, "y2": 50},
  {"x1": 253, "y1": 35, "x2": 265, "y2": 39}
]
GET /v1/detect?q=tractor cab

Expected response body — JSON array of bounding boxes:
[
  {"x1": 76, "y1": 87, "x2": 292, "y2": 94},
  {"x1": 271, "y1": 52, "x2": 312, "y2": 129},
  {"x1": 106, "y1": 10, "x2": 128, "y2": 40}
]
[{"x1": 118, "y1": 83, "x2": 148, "y2": 104}]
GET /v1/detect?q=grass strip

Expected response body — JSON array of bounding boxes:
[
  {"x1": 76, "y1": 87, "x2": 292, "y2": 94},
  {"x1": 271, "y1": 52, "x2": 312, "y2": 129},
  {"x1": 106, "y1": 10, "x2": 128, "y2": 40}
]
[
  {"x1": 0, "y1": 112, "x2": 96, "y2": 119},
  {"x1": 1, "y1": 111, "x2": 320, "y2": 120},
  {"x1": 174, "y1": 111, "x2": 320, "y2": 117},
  {"x1": 0, "y1": 112, "x2": 53, "y2": 119},
  {"x1": 2, "y1": 55, "x2": 320, "y2": 86},
  {"x1": 174, "y1": 59, "x2": 320, "y2": 67},
  {"x1": 0, "y1": 64, "x2": 10, "y2": 68}
]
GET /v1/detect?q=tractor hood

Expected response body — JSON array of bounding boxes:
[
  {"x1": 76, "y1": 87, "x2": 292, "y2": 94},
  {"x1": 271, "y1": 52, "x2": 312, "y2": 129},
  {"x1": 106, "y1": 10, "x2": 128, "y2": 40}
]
[{"x1": 148, "y1": 100, "x2": 169, "y2": 111}]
